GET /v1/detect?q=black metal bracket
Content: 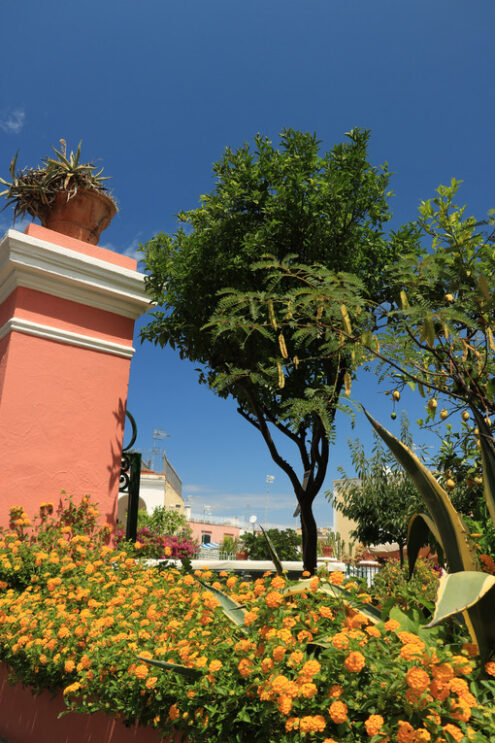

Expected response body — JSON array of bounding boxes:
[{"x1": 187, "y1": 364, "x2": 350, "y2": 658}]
[{"x1": 119, "y1": 410, "x2": 142, "y2": 543}]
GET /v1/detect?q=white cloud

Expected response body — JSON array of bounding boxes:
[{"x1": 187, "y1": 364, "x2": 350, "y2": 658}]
[
  {"x1": 183, "y1": 484, "x2": 216, "y2": 494},
  {"x1": 0, "y1": 216, "x2": 31, "y2": 236},
  {"x1": 101, "y1": 234, "x2": 144, "y2": 264},
  {"x1": 0, "y1": 109, "x2": 25, "y2": 135},
  {"x1": 121, "y1": 236, "x2": 144, "y2": 262},
  {"x1": 183, "y1": 485, "x2": 298, "y2": 528}
]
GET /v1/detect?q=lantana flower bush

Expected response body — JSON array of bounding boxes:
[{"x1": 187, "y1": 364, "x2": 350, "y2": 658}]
[
  {"x1": 0, "y1": 497, "x2": 494, "y2": 742},
  {"x1": 114, "y1": 526, "x2": 199, "y2": 560}
]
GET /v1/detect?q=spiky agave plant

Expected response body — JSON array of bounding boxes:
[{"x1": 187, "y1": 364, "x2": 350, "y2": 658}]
[
  {"x1": 0, "y1": 139, "x2": 115, "y2": 222},
  {"x1": 364, "y1": 408, "x2": 495, "y2": 659}
]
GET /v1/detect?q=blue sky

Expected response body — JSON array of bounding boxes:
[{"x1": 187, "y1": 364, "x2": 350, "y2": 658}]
[{"x1": 1, "y1": 1, "x2": 494, "y2": 528}]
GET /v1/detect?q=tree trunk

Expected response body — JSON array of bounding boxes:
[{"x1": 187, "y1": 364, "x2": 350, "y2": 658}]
[
  {"x1": 299, "y1": 494, "x2": 318, "y2": 574},
  {"x1": 398, "y1": 540, "x2": 404, "y2": 568}
]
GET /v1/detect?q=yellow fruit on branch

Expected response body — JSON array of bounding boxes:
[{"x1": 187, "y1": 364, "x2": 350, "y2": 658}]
[
  {"x1": 445, "y1": 478, "x2": 456, "y2": 491},
  {"x1": 462, "y1": 411, "x2": 470, "y2": 421},
  {"x1": 440, "y1": 409, "x2": 448, "y2": 420},
  {"x1": 392, "y1": 389, "x2": 401, "y2": 401},
  {"x1": 427, "y1": 398, "x2": 438, "y2": 410}
]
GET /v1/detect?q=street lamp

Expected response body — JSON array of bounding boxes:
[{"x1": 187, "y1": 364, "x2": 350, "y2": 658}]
[
  {"x1": 264, "y1": 475, "x2": 275, "y2": 528},
  {"x1": 249, "y1": 514, "x2": 257, "y2": 534}
]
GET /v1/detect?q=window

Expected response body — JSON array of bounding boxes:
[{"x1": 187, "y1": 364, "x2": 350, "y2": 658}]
[{"x1": 201, "y1": 533, "x2": 211, "y2": 544}]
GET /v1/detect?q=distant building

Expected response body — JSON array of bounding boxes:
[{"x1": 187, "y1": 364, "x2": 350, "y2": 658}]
[
  {"x1": 116, "y1": 452, "x2": 184, "y2": 525},
  {"x1": 331, "y1": 478, "x2": 360, "y2": 546},
  {"x1": 187, "y1": 513, "x2": 241, "y2": 546}
]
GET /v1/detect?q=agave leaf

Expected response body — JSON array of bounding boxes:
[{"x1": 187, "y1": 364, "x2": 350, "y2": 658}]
[
  {"x1": 259, "y1": 524, "x2": 284, "y2": 575},
  {"x1": 306, "y1": 640, "x2": 332, "y2": 655},
  {"x1": 364, "y1": 408, "x2": 495, "y2": 657},
  {"x1": 363, "y1": 408, "x2": 476, "y2": 574},
  {"x1": 9, "y1": 152, "x2": 19, "y2": 180},
  {"x1": 284, "y1": 579, "x2": 381, "y2": 624},
  {"x1": 72, "y1": 140, "x2": 82, "y2": 166},
  {"x1": 193, "y1": 575, "x2": 247, "y2": 632},
  {"x1": 407, "y1": 512, "x2": 444, "y2": 577},
  {"x1": 46, "y1": 152, "x2": 71, "y2": 169},
  {"x1": 318, "y1": 582, "x2": 382, "y2": 624},
  {"x1": 426, "y1": 572, "x2": 495, "y2": 631},
  {"x1": 136, "y1": 656, "x2": 202, "y2": 679},
  {"x1": 472, "y1": 409, "x2": 495, "y2": 529}
]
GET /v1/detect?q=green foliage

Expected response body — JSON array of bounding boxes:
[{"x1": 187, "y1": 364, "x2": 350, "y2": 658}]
[
  {"x1": 142, "y1": 126, "x2": 410, "y2": 572},
  {"x1": 240, "y1": 528, "x2": 301, "y2": 560},
  {"x1": 219, "y1": 535, "x2": 240, "y2": 555},
  {"x1": 372, "y1": 557, "x2": 440, "y2": 617},
  {"x1": 217, "y1": 180, "x2": 495, "y2": 426},
  {"x1": 332, "y1": 414, "x2": 424, "y2": 565},
  {"x1": 365, "y1": 409, "x2": 495, "y2": 659},
  {"x1": 320, "y1": 530, "x2": 356, "y2": 560},
  {"x1": 137, "y1": 505, "x2": 192, "y2": 538},
  {"x1": 2, "y1": 497, "x2": 495, "y2": 742}
]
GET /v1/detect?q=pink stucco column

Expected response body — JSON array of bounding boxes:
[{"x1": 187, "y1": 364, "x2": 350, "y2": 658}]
[{"x1": 0, "y1": 224, "x2": 150, "y2": 528}]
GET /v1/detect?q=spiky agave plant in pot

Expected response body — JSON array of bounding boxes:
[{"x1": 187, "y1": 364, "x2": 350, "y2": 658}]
[{"x1": 0, "y1": 139, "x2": 117, "y2": 245}]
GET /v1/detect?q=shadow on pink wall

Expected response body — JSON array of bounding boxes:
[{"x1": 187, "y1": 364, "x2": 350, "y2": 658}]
[{"x1": 0, "y1": 664, "x2": 183, "y2": 743}]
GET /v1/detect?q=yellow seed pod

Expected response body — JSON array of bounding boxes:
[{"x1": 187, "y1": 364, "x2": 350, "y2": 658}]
[
  {"x1": 268, "y1": 300, "x2": 278, "y2": 330},
  {"x1": 278, "y1": 333, "x2": 288, "y2": 359},
  {"x1": 316, "y1": 303, "x2": 323, "y2": 322},
  {"x1": 293, "y1": 355, "x2": 299, "y2": 369},
  {"x1": 277, "y1": 363, "x2": 285, "y2": 389},
  {"x1": 340, "y1": 304, "x2": 352, "y2": 335},
  {"x1": 400, "y1": 290, "x2": 410, "y2": 309},
  {"x1": 344, "y1": 371, "x2": 352, "y2": 396},
  {"x1": 487, "y1": 327, "x2": 495, "y2": 351},
  {"x1": 392, "y1": 389, "x2": 400, "y2": 401}
]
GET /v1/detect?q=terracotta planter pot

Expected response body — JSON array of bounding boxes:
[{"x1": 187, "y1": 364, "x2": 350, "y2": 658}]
[
  {"x1": 236, "y1": 551, "x2": 248, "y2": 560},
  {"x1": 42, "y1": 189, "x2": 117, "y2": 245},
  {"x1": 321, "y1": 546, "x2": 333, "y2": 557}
]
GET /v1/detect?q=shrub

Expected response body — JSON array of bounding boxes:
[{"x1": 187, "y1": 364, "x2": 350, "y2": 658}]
[
  {"x1": 114, "y1": 526, "x2": 198, "y2": 560},
  {"x1": 240, "y1": 529, "x2": 301, "y2": 560},
  {"x1": 0, "y1": 497, "x2": 494, "y2": 742},
  {"x1": 372, "y1": 557, "x2": 441, "y2": 617}
]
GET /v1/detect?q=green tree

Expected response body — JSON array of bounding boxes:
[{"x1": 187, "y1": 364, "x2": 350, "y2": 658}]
[
  {"x1": 240, "y1": 528, "x2": 301, "y2": 561},
  {"x1": 333, "y1": 414, "x2": 423, "y2": 566},
  {"x1": 137, "y1": 506, "x2": 192, "y2": 538},
  {"x1": 141, "y1": 128, "x2": 405, "y2": 573}
]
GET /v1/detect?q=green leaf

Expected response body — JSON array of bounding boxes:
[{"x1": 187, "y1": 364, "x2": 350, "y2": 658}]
[
  {"x1": 135, "y1": 656, "x2": 203, "y2": 679},
  {"x1": 284, "y1": 579, "x2": 381, "y2": 624},
  {"x1": 426, "y1": 572, "x2": 495, "y2": 628},
  {"x1": 389, "y1": 605, "x2": 423, "y2": 634},
  {"x1": 259, "y1": 524, "x2": 284, "y2": 575},
  {"x1": 407, "y1": 512, "x2": 444, "y2": 577},
  {"x1": 363, "y1": 407, "x2": 476, "y2": 575},
  {"x1": 193, "y1": 576, "x2": 247, "y2": 631},
  {"x1": 363, "y1": 408, "x2": 495, "y2": 655}
]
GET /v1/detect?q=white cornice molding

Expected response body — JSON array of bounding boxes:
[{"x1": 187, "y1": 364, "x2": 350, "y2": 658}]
[
  {"x1": 0, "y1": 317, "x2": 135, "y2": 359},
  {"x1": 0, "y1": 229, "x2": 152, "y2": 319}
]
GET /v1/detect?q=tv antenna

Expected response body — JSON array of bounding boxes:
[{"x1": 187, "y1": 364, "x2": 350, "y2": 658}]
[{"x1": 152, "y1": 428, "x2": 170, "y2": 472}]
